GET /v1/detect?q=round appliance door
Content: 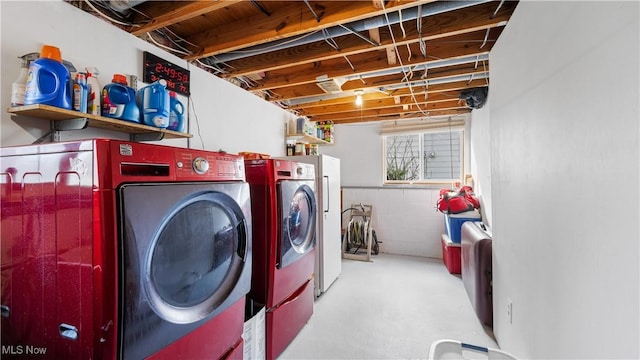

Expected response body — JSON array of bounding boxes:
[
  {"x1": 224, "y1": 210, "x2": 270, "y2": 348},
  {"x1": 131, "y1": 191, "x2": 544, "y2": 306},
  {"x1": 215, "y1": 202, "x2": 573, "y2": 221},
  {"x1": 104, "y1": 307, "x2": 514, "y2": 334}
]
[
  {"x1": 118, "y1": 182, "x2": 252, "y2": 360},
  {"x1": 278, "y1": 180, "x2": 316, "y2": 268},
  {"x1": 146, "y1": 191, "x2": 246, "y2": 323}
]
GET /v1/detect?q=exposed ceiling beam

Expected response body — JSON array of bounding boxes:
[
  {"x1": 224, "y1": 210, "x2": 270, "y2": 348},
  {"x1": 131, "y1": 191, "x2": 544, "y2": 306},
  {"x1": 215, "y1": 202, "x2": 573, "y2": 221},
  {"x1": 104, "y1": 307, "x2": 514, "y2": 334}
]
[
  {"x1": 130, "y1": 1, "x2": 244, "y2": 36},
  {"x1": 310, "y1": 100, "x2": 466, "y2": 122},
  {"x1": 249, "y1": 30, "x2": 499, "y2": 91},
  {"x1": 267, "y1": 64, "x2": 488, "y2": 101},
  {"x1": 285, "y1": 80, "x2": 488, "y2": 109},
  {"x1": 329, "y1": 108, "x2": 471, "y2": 124},
  {"x1": 219, "y1": 1, "x2": 513, "y2": 78},
  {"x1": 184, "y1": 0, "x2": 438, "y2": 60},
  {"x1": 297, "y1": 92, "x2": 461, "y2": 116}
]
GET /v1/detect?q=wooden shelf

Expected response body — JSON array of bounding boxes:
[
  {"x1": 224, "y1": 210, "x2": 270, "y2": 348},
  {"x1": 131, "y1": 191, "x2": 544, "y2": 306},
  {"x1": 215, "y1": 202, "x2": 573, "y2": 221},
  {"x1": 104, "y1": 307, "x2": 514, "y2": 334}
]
[
  {"x1": 8, "y1": 104, "x2": 192, "y2": 140},
  {"x1": 286, "y1": 133, "x2": 330, "y2": 145}
]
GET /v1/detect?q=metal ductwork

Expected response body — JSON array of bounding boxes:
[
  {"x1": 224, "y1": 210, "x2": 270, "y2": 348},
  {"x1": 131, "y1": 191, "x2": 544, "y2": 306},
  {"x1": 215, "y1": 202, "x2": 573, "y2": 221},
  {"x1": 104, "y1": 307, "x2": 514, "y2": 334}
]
[
  {"x1": 106, "y1": 0, "x2": 148, "y2": 14},
  {"x1": 344, "y1": 54, "x2": 490, "y2": 82},
  {"x1": 210, "y1": 0, "x2": 491, "y2": 64},
  {"x1": 283, "y1": 71, "x2": 489, "y2": 107}
]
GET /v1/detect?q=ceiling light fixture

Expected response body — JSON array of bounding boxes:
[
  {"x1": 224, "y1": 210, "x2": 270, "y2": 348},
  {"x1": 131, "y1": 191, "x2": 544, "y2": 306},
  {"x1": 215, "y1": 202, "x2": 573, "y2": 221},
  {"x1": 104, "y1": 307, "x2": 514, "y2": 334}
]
[{"x1": 355, "y1": 90, "x2": 364, "y2": 106}]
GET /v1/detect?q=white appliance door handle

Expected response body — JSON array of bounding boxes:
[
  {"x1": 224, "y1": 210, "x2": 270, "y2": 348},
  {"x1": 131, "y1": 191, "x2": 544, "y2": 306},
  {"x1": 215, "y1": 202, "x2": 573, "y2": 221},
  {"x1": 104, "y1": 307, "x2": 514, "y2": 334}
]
[{"x1": 323, "y1": 175, "x2": 329, "y2": 213}]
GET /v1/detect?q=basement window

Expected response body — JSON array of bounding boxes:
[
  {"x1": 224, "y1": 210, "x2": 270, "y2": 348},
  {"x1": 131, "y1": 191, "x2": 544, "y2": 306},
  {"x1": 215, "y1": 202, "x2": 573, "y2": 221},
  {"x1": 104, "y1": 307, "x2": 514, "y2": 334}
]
[{"x1": 383, "y1": 128, "x2": 463, "y2": 184}]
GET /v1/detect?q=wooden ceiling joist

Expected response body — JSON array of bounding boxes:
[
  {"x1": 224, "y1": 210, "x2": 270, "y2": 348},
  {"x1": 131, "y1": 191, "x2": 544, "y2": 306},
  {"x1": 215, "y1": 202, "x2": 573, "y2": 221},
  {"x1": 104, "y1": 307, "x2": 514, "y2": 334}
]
[
  {"x1": 219, "y1": 1, "x2": 514, "y2": 78},
  {"x1": 184, "y1": 0, "x2": 437, "y2": 60}
]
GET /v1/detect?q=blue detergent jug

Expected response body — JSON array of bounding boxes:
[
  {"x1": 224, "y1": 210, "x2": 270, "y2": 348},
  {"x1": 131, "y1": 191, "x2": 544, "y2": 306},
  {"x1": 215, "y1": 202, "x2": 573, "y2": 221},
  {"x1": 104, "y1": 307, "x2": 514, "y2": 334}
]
[
  {"x1": 137, "y1": 80, "x2": 170, "y2": 128},
  {"x1": 23, "y1": 45, "x2": 72, "y2": 109},
  {"x1": 167, "y1": 91, "x2": 185, "y2": 132},
  {"x1": 102, "y1": 74, "x2": 140, "y2": 123}
]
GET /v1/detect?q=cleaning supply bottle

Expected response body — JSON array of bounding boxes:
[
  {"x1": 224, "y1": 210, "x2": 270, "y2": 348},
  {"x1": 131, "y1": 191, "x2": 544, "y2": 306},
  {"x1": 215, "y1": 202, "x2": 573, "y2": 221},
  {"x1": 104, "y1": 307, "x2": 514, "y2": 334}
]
[
  {"x1": 11, "y1": 52, "x2": 39, "y2": 107},
  {"x1": 102, "y1": 74, "x2": 140, "y2": 123},
  {"x1": 85, "y1": 67, "x2": 101, "y2": 115},
  {"x1": 137, "y1": 80, "x2": 169, "y2": 128},
  {"x1": 23, "y1": 45, "x2": 72, "y2": 109},
  {"x1": 73, "y1": 72, "x2": 88, "y2": 113},
  {"x1": 167, "y1": 91, "x2": 185, "y2": 132}
]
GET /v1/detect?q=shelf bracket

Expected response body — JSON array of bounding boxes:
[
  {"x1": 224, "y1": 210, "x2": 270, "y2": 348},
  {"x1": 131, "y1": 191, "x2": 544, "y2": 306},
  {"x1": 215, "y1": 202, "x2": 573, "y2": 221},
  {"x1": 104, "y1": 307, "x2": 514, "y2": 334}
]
[
  {"x1": 32, "y1": 118, "x2": 89, "y2": 143},
  {"x1": 130, "y1": 132, "x2": 165, "y2": 142},
  {"x1": 52, "y1": 118, "x2": 89, "y2": 142}
]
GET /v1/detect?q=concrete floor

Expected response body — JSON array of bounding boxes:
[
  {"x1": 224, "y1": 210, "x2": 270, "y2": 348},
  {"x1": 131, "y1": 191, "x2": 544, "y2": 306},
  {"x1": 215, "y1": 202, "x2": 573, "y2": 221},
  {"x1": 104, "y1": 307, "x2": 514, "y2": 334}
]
[{"x1": 279, "y1": 253, "x2": 497, "y2": 359}]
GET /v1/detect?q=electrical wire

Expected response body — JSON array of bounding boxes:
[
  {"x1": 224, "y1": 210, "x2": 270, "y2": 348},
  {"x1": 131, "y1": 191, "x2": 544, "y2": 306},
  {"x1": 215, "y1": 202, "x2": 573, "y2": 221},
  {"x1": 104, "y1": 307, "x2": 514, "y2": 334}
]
[
  {"x1": 188, "y1": 93, "x2": 206, "y2": 150},
  {"x1": 398, "y1": 9, "x2": 406, "y2": 38},
  {"x1": 196, "y1": 59, "x2": 227, "y2": 74},
  {"x1": 448, "y1": 116, "x2": 455, "y2": 186},
  {"x1": 482, "y1": 59, "x2": 489, "y2": 86},
  {"x1": 343, "y1": 56, "x2": 356, "y2": 72},
  {"x1": 380, "y1": 2, "x2": 429, "y2": 117},
  {"x1": 159, "y1": 27, "x2": 201, "y2": 50},
  {"x1": 146, "y1": 32, "x2": 192, "y2": 56},
  {"x1": 479, "y1": 28, "x2": 490, "y2": 49},
  {"x1": 153, "y1": 29, "x2": 194, "y2": 55},
  {"x1": 491, "y1": 0, "x2": 506, "y2": 19},
  {"x1": 83, "y1": 0, "x2": 141, "y2": 27},
  {"x1": 225, "y1": 30, "x2": 321, "y2": 54},
  {"x1": 322, "y1": 28, "x2": 341, "y2": 51}
]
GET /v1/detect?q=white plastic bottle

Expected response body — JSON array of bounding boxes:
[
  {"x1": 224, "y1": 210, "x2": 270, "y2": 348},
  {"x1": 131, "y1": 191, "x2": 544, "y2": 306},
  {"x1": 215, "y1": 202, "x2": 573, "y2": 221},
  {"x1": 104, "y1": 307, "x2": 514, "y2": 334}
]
[
  {"x1": 11, "y1": 53, "x2": 39, "y2": 107},
  {"x1": 85, "y1": 67, "x2": 101, "y2": 115}
]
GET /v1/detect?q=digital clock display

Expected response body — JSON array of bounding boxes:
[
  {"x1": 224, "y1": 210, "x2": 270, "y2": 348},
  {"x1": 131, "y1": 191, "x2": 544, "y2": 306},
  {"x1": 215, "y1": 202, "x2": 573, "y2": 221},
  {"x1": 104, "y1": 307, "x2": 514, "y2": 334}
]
[{"x1": 143, "y1": 51, "x2": 190, "y2": 96}]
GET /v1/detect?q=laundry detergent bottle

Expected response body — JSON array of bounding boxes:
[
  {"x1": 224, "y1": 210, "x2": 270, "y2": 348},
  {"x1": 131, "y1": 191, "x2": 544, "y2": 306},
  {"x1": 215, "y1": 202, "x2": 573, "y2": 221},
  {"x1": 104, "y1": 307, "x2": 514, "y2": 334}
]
[
  {"x1": 102, "y1": 74, "x2": 140, "y2": 123},
  {"x1": 167, "y1": 91, "x2": 185, "y2": 132},
  {"x1": 23, "y1": 45, "x2": 72, "y2": 109},
  {"x1": 137, "y1": 80, "x2": 169, "y2": 128}
]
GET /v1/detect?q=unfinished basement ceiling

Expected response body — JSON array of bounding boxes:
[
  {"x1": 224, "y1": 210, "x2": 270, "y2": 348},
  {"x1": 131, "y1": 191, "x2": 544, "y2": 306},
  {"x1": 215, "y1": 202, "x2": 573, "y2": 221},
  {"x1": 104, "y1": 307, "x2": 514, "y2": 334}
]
[{"x1": 66, "y1": 0, "x2": 518, "y2": 124}]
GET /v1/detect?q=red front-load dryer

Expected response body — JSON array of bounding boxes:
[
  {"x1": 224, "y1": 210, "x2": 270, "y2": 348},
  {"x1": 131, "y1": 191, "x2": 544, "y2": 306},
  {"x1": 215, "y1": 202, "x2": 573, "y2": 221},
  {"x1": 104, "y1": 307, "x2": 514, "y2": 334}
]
[
  {"x1": 0, "y1": 139, "x2": 252, "y2": 359},
  {"x1": 245, "y1": 159, "x2": 316, "y2": 359}
]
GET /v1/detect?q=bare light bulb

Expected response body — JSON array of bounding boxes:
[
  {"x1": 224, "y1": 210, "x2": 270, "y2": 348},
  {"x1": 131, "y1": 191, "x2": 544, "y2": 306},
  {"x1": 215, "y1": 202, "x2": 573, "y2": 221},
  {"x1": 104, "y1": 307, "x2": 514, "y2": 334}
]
[{"x1": 355, "y1": 90, "x2": 363, "y2": 106}]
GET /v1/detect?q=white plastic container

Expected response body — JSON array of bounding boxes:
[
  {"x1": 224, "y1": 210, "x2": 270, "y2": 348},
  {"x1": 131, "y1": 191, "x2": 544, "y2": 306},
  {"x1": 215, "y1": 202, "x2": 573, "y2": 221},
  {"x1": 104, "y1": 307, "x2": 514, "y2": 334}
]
[
  {"x1": 85, "y1": 67, "x2": 101, "y2": 115},
  {"x1": 11, "y1": 53, "x2": 39, "y2": 107},
  {"x1": 428, "y1": 339, "x2": 517, "y2": 360}
]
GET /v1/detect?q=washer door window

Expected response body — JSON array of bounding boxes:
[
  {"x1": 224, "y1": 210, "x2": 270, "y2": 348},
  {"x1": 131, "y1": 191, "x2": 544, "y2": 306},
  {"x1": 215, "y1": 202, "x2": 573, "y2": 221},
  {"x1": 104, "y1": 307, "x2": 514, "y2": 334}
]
[
  {"x1": 118, "y1": 183, "x2": 251, "y2": 360},
  {"x1": 147, "y1": 191, "x2": 246, "y2": 323},
  {"x1": 278, "y1": 180, "x2": 316, "y2": 268}
]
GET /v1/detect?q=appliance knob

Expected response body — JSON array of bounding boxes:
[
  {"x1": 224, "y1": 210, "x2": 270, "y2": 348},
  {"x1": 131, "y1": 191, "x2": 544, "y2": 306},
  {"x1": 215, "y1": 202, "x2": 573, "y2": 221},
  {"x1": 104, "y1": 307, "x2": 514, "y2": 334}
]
[
  {"x1": 192, "y1": 157, "x2": 210, "y2": 174},
  {"x1": 297, "y1": 167, "x2": 304, "y2": 175}
]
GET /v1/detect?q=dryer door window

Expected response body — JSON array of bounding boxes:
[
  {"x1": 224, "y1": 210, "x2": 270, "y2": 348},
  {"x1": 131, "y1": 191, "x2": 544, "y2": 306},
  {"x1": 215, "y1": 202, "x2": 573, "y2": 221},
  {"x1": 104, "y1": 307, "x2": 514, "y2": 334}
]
[
  {"x1": 279, "y1": 181, "x2": 316, "y2": 268},
  {"x1": 147, "y1": 191, "x2": 247, "y2": 323}
]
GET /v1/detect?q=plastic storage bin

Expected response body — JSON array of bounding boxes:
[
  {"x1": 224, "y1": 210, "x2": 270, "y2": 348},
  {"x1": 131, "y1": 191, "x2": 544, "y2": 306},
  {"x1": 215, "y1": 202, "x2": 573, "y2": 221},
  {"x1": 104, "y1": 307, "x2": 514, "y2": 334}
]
[
  {"x1": 444, "y1": 209, "x2": 481, "y2": 243},
  {"x1": 428, "y1": 339, "x2": 517, "y2": 360},
  {"x1": 441, "y1": 234, "x2": 461, "y2": 274}
]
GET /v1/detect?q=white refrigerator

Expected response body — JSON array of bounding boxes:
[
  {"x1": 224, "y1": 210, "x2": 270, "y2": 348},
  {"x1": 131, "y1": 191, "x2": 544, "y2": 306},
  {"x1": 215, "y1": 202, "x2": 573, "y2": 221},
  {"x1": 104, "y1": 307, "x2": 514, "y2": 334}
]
[{"x1": 285, "y1": 154, "x2": 341, "y2": 297}]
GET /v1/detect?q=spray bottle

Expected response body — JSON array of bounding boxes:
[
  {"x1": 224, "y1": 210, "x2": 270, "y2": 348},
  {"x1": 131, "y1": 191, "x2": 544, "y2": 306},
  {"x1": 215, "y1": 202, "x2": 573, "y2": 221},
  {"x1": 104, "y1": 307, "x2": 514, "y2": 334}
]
[
  {"x1": 11, "y1": 52, "x2": 39, "y2": 107},
  {"x1": 85, "y1": 67, "x2": 101, "y2": 115}
]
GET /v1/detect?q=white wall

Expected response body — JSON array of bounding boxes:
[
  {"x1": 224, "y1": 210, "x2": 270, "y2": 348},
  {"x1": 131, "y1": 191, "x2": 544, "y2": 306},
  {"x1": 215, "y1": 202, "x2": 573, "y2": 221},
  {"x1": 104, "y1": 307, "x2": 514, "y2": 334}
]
[
  {"x1": 1, "y1": 1, "x2": 290, "y2": 155},
  {"x1": 322, "y1": 123, "x2": 450, "y2": 258},
  {"x1": 469, "y1": 101, "x2": 493, "y2": 226},
  {"x1": 320, "y1": 122, "x2": 382, "y2": 187},
  {"x1": 489, "y1": 2, "x2": 639, "y2": 358}
]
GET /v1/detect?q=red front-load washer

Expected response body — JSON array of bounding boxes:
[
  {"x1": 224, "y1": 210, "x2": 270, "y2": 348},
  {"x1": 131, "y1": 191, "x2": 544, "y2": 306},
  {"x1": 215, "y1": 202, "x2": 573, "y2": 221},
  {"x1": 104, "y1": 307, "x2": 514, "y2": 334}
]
[
  {"x1": 245, "y1": 159, "x2": 316, "y2": 359},
  {"x1": 0, "y1": 139, "x2": 252, "y2": 359}
]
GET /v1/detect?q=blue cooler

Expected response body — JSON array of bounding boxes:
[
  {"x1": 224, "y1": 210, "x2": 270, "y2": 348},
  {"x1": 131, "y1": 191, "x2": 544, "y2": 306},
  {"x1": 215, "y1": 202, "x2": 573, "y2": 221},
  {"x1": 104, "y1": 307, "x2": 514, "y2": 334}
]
[{"x1": 444, "y1": 209, "x2": 481, "y2": 243}]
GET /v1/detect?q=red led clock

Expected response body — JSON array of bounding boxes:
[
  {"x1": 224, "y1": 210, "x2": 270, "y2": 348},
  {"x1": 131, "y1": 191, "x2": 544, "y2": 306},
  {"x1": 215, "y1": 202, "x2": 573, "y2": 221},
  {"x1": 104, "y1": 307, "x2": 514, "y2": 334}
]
[{"x1": 143, "y1": 51, "x2": 190, "y2": 96}]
